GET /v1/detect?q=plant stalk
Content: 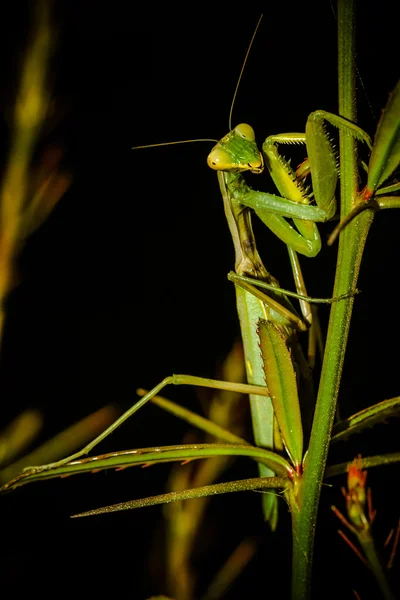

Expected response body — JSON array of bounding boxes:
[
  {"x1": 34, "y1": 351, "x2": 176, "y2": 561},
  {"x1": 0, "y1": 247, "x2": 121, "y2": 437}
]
[{"x1": 291, "y1": 1, "x2": 374, "y2": 597}]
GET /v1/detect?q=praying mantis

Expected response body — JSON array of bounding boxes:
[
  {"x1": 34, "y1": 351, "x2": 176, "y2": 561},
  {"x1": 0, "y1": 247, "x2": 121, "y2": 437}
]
[{"x1": 200, "y1": 80, "x2": 400, "y2": 524}]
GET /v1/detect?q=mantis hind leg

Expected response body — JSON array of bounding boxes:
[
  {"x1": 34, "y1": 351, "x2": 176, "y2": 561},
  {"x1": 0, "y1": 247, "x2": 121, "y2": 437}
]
[
  {"x1": 2, "y1": 375, "x2": 270, "y2": 488},
  {"x1": 287, "y1": 247, "x2": 324, "y2": 368}
]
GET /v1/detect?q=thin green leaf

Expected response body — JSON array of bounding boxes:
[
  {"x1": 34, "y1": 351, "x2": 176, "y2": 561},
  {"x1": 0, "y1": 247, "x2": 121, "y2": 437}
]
[
  {"x1": 0, "y1": 443, "x2": 292, "y2": 492},
  {"x1": 257, "y1": 319, "x2": 303, "y2": 467},
  {"x1": 71, "y1": 475, "x2": 289, "y2": 518},
  {"x1": 325, "y1": 453, "x2": 400, "y2": 479},
  {"x1": 368, "y1": 80, "x2": 400, "y2": 192},
  {"x1": 331, "y1": 396, "x2": 400, "y2": 442}
]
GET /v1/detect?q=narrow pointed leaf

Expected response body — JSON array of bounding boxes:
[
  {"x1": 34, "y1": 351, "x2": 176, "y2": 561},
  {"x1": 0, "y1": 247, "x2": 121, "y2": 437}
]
[
  {"x1": 71, "y1": 475, "x2": 289, "y2": 518},
  {"x1": 325, "y1": 452, "x2": 400, "y2": 479},
  {"x1": 257, "y1": 319, "x2": 303, "y2": 467},
  {"x1": 332, "y1": 396, "x2": 400, "y2": 442},
  {"x1": 368, "y1": 80, "x2": 400, "y2": 192},
  {"x1": 0, "y1": 443, "x2": 292, "y2": 491}
]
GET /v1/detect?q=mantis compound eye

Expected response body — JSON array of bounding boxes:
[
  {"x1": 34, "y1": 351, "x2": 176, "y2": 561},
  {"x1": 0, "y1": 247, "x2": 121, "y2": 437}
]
[
  {"x1": 234, "y1": 123, "x2": 256, "y2": 140},
  {"x1": 207, "y1": 148, "x2": 233, "y2": 170}
]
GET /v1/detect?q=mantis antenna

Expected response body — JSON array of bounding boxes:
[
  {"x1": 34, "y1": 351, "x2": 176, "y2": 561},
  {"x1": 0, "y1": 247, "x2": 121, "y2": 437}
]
[
  {"x1": 133, "y1": 139, "x2": 217, "y2": 150},
  {"x1": 228, "y1": 14, "x2": 263, "y2": 131},
  {"x1": 133, "y1": 16, "x2": 263, "y2": 151}
]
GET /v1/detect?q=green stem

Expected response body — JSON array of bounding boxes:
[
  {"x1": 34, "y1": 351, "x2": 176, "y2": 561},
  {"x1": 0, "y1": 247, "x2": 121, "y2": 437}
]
[
  {"x1": 291, "y1": 2, "x2": 374, "y2": 597},
  {"x1": 359, "y1": 532, "x2": 395, "y2": 600}
]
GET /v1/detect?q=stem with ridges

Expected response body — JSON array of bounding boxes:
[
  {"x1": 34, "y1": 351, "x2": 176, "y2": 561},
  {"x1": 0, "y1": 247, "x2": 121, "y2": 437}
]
[{"x1": 291, "y1": 1, "x2": 374, "y2": 597}]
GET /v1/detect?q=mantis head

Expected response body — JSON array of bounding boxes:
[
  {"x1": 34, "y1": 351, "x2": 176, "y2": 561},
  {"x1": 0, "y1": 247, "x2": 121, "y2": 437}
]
[{"x1": 207, "y1": 123, "x2": 264, "y2": 174}]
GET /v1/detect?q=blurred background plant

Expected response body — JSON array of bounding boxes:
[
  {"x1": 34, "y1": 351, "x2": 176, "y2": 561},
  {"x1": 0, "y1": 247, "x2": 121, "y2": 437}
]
[
  {"x1": 0, "y1": 1, "x2": 117, "y2": 491},
  {"x1": 331, "y1": 457, "x2": 399, "y2": 600}
]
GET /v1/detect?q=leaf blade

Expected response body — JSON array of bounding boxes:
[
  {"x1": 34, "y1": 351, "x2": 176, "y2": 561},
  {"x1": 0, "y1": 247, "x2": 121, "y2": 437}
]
[
  {"x1": 257, "y1": 319, "x2": 303, "y2": 467},
  {"x1": 368, "y1": 80, "x2": 400, "y2": 192}
]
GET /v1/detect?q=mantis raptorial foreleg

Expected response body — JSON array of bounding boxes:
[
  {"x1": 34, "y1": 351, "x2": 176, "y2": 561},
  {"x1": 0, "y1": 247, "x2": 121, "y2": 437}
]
[{"x1": 208, "y1": 113, "x2": 373, "y2": 257}]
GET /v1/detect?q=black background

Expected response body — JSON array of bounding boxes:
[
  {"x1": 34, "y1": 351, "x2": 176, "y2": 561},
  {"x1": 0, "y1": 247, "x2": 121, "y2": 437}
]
[{"x1": 0, "y1": 3, "x2": 399, "y2": 599}]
